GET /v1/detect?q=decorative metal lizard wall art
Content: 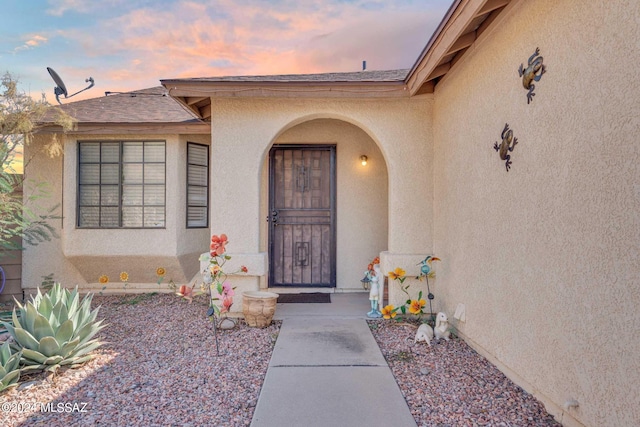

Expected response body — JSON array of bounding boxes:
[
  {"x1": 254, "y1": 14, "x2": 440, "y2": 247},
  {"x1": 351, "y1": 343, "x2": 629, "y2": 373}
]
[
  {"x1": 518, "y1": 47, "x2": 546, "y2": 104},
  {"x1": 493, "y1": 123, "x2": 518, "y2": 171}
]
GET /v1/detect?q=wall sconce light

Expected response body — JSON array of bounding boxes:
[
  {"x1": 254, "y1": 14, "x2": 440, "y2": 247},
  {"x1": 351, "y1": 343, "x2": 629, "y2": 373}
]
[{"x1": 360, "y1": 155, "x2": 368, "y2": 166}]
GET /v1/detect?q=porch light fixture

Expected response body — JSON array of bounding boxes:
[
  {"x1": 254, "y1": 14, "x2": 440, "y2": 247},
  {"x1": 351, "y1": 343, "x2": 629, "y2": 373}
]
[{"x1": 360, "y1": 155, "x2": 368, "y2": 166}]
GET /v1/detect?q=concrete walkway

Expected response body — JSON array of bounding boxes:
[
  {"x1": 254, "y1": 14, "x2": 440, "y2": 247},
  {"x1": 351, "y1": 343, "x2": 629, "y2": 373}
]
[{"x1": 250, "y1": 293, "x2": 417, "y2": 427}]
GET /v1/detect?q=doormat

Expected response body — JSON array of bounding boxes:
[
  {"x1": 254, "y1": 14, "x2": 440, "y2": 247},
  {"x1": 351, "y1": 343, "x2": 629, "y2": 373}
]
[{"x1": 277, "y1": 293, "x2": 331, "y2": 304}]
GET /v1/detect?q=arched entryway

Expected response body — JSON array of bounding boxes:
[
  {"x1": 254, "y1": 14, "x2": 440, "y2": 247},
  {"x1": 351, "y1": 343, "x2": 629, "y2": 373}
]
[{"x1": 260, "y1": 118, "x2": 388, "y2": 291}]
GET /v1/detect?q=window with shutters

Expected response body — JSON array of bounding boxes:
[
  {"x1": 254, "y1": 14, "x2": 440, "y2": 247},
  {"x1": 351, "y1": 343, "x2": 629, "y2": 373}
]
[
  {"x1": 77, "y1": 141, "x2": 166, "y2": 228},
  {"x1": 186, "y1": 142, "x2": 209, "y2": 228}
]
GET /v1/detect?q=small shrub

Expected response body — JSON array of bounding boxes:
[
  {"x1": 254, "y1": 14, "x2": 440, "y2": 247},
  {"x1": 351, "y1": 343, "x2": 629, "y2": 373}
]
[{"x1": 1, "y1": 283, "x2": 106, "y2": 373}]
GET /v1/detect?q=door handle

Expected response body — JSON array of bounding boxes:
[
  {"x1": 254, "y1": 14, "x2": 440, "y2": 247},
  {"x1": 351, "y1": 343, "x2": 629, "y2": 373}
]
[{"x1": 269, "y1": 210, "x2": 279, "y2": 226}]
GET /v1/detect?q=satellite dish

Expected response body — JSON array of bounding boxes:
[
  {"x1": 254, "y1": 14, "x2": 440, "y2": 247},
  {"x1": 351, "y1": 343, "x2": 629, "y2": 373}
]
[{"x1": 46, "y1": 67, "x2": 95, "y2": 104}]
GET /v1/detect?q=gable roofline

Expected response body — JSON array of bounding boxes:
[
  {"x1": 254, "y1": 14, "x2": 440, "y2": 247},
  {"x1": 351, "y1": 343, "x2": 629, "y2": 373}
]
[
  {"x1": 405, "y1": 0, "x2": 512, "y2": 95},
  {"x1": 163, "y1": 0, "x2": 516, "y2": 120}
]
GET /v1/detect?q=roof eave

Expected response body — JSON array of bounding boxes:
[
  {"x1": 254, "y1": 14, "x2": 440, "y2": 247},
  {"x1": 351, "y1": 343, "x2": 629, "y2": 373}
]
[
  {"x1": 162, "y1": 80, "x2": 410, "y2": 121},
  {"x1": 162, "y1": 80, "x2": 408, "y2": 97},
  {"x1": 36, "y1": 121, "x2": 211, "y2": 135},
  {"x1": 405, "y1": 0, "x2": 513, "y2": 96}
]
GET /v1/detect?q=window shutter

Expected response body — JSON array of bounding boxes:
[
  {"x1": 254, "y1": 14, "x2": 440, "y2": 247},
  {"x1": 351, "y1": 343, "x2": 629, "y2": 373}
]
[{"x1": 187, "y1": 143, "x2": 209, "y2": 228}]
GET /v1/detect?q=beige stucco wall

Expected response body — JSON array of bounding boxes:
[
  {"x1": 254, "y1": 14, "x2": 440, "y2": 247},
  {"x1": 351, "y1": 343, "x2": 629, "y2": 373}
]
[
  {"x1": 432, "y1": 0, "x2": 640, "y2": 426},
  {"x1": 22, "y1": 133, "x2": 210, "y2": 294},
  {"x1": 208, "y1": 97, "x2": 433, "y2": 293}
]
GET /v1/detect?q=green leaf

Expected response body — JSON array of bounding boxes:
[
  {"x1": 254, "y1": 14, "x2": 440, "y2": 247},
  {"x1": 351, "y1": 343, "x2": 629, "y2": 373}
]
[
  {"x1": 59, "y1": 337, "x2": 80, "y2": 358},
  {"x1": 10, "y1": 309, "x2": 22, "y2": 330},
  {"x1": 41, "y1": 355, "x2": 64, "y2": 366},
  {"x1": 14, "y1": 328, "x2": 40, "y2": 351},
  {"x1": 71, "y1": 340, "x2": 101, "y2": 359},
  {"x1": 32, "y1": 314, "x2": 55, "y2": 341},
  {"x1": 67, "y1": 291, "x2": 80, "y2": 319},
  {"x1": 21, "y1": 348, "x2": 47, "y2": 364},
  {"x1": 4, "y1": 352, "x2": 20, "y2": 372},
  {"x1": 37, "y1": 295, "x2": 53, "y2": 319},
  {"x1": 0, "y1": 341, "x2": 10, "y2": 364},
  {"x1": 418, "y1": 291, "x2": 423, "y2": 300},
  {"x1": 52, "y1": 300, "x2": 69, "y2": 328},
  {"x1": 62, "y1": 354, "x2": 92, "y2": 367},
  {"x1": 25, "y1": 304, "x2": 38, "y2": 332},
  {"x1": 55, "y1": 319, "x2": 74, "y2": 345},
  {"x1": 38, "y1": 336, "x2": 61, "y2": 357},
  {"x1": 74, "y1": 320, "x2": 102, "y2": 344},
  {"x1": 1, "y1": 369, "x2": 20, "y2": 387}
]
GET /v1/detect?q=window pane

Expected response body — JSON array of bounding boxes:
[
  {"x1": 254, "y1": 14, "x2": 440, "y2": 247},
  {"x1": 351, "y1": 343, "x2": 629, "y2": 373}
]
[
  {"x1": 80, "y1": 164, "x2": 100, "y2": 184},
  {"x1": 79, "y1": 143, "x2": 100, "y2": 163},
  {"x1": 122, "y1": 207, "x2": 143, "y2": 227},
  {"x1": 123, "y1": 142, "x2": 143, "y2": 162},
  {"x1": 79, "y1": 207, "x2": 99, "y2": 227},
  {"x1": 78, "y1": 141, "x2": 166, "y2": 229},
  {"x1": 100, "y1": 207, "x2": 119, "y2": 227},
  {"x1": 144, "y1": 207, "x2": 165, "y2": 227},
  {"x1": 188, "y1": 186, "x2": 207, "y2": 206},
  {"x1": 188, "y1": 165, "x2": 207, "y2": 186},
  {"x1": 187, "y1": 207, "x2": 207, "y2": 227},
  {"x1": 188, "y1": 144, "x2": 208, "y2": 166},
  {"x1": 123, "y1": 163, "x2": 143, "y2": 184},
  {"x1": 100, "y1": 185, "x2": 119, "y2": 206},
  {"x1": 101, "y1": 143, "x2": 120, "y2": 163},
  {"x1": 122, "y1": 185, "x2": 143, "y2": 206},
  {"x1": 144, "y1": 185, "x2": 165, "y2": 205},
  {"x1": 79, "y1": 185, "x2": 99, "y2": 206},
  {"x1": 144, "y1": 142, "x2": 165, "y2": 162},
  {"x1": 144, "y1": 164, "x2": 164, "y2": 184},
  {"x1": 101, "y1": 164, "x2": 119, "y2": 184}
]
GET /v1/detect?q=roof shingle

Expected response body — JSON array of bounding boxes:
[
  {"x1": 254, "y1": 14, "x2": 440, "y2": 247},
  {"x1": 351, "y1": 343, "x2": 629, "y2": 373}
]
[
  {"x1": 59, "y1": 86, "x2": 200, "y2": 123},
  {"x1": 162, "y1": 69, "x2": 409, "y2": 84}
]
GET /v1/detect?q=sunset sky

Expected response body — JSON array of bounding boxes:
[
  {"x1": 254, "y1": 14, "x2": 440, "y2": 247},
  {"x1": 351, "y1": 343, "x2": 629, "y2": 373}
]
[{"x1": 2, "y1": 0, "x2": 452, "y2": 103}]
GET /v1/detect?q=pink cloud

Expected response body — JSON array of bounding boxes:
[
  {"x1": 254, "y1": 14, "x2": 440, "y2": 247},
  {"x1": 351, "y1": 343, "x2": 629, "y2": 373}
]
[
  {"x1": 50, "y1": 0, "x2": 450, "y2": 99},
  {"x1": 13, "y1": 34, "x2": 49, "y2": 52}
]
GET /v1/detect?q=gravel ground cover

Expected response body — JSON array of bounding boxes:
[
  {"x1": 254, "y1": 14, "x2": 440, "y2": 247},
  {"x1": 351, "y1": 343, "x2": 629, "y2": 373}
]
[
  {"x1": 369, "y1": 319, "x2": 560, "y2": 427},
  {"x1": 0, "y1": 293, "x2": 280, "y2": 427},
  {"x1": 2, "y1": 292, "x2": 561, "y2": 427}
]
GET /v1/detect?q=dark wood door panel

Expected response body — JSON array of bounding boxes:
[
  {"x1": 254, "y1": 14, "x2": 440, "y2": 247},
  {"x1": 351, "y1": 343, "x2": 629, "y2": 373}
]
[{"x1": 269, "y1": 145, "x2": 335, "y2": 287}]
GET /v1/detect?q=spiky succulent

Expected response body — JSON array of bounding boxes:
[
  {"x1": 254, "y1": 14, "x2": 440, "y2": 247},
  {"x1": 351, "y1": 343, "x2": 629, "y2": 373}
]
[
  {"x1": 1, "y1": 283, "x2": 106, "y2": 373},
  {"x1": 0, "y1": 340, "x2": 21, "y2": 392}
]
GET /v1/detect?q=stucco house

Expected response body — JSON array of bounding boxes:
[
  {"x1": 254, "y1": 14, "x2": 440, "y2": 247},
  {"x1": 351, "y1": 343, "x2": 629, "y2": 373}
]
[{"x1": 23, "y1": 0, "x2": 639, "y2": 426}]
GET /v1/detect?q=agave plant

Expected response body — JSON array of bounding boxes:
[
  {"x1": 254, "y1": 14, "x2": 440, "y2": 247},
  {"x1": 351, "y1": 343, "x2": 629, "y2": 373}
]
[
  {"x1": 0, "y1": 340, "x2": 21, "y2": 392},
  {"x1": 1, "y1": 283, "x2": 106, "y2": 372}
]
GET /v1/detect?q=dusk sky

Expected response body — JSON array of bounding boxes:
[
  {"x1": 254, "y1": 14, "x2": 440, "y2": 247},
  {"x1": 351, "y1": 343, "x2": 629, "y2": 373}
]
[{"x1": 2, "y1": 0, "x2": 452, "y2": 103}]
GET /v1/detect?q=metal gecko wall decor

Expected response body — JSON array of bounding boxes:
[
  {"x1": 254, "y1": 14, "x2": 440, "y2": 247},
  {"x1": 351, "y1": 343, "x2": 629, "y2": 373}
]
[
  {"x1": 518, "y1": 47, "x2": 546, "y2": 104},
  {"x1": 493, "y1": 123, "x2": 518, "y2": 171}
]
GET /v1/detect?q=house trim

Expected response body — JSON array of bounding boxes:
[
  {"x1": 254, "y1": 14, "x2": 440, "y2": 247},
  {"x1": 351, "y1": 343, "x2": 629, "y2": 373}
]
[{"x1": 37, "y1": 122, "x2": 211, "y2": 135}]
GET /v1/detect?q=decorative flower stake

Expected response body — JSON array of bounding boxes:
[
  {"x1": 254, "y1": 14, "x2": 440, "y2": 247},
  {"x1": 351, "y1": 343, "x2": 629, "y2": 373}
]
[
  {"x1": 199, "y1": 234, "x2": 248, "y2": 355},
  {"x1": 388, "y1": 256, "x2": 441, "y2": 324}
]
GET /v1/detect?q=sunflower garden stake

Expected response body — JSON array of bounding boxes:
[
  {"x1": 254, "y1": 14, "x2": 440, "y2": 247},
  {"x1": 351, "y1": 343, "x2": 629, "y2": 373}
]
[
  {"x1": 199, "y1": 234, "x2": 248, "y2": 356},
  {"x1": 387, "y1": 256, "x2": 441, "y2": 325}
]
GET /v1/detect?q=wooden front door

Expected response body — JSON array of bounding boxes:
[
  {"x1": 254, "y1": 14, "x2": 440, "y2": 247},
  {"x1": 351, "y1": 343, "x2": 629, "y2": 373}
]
[{"x1": 268, "y1": 145, "x2": 336, "y2": 287}]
